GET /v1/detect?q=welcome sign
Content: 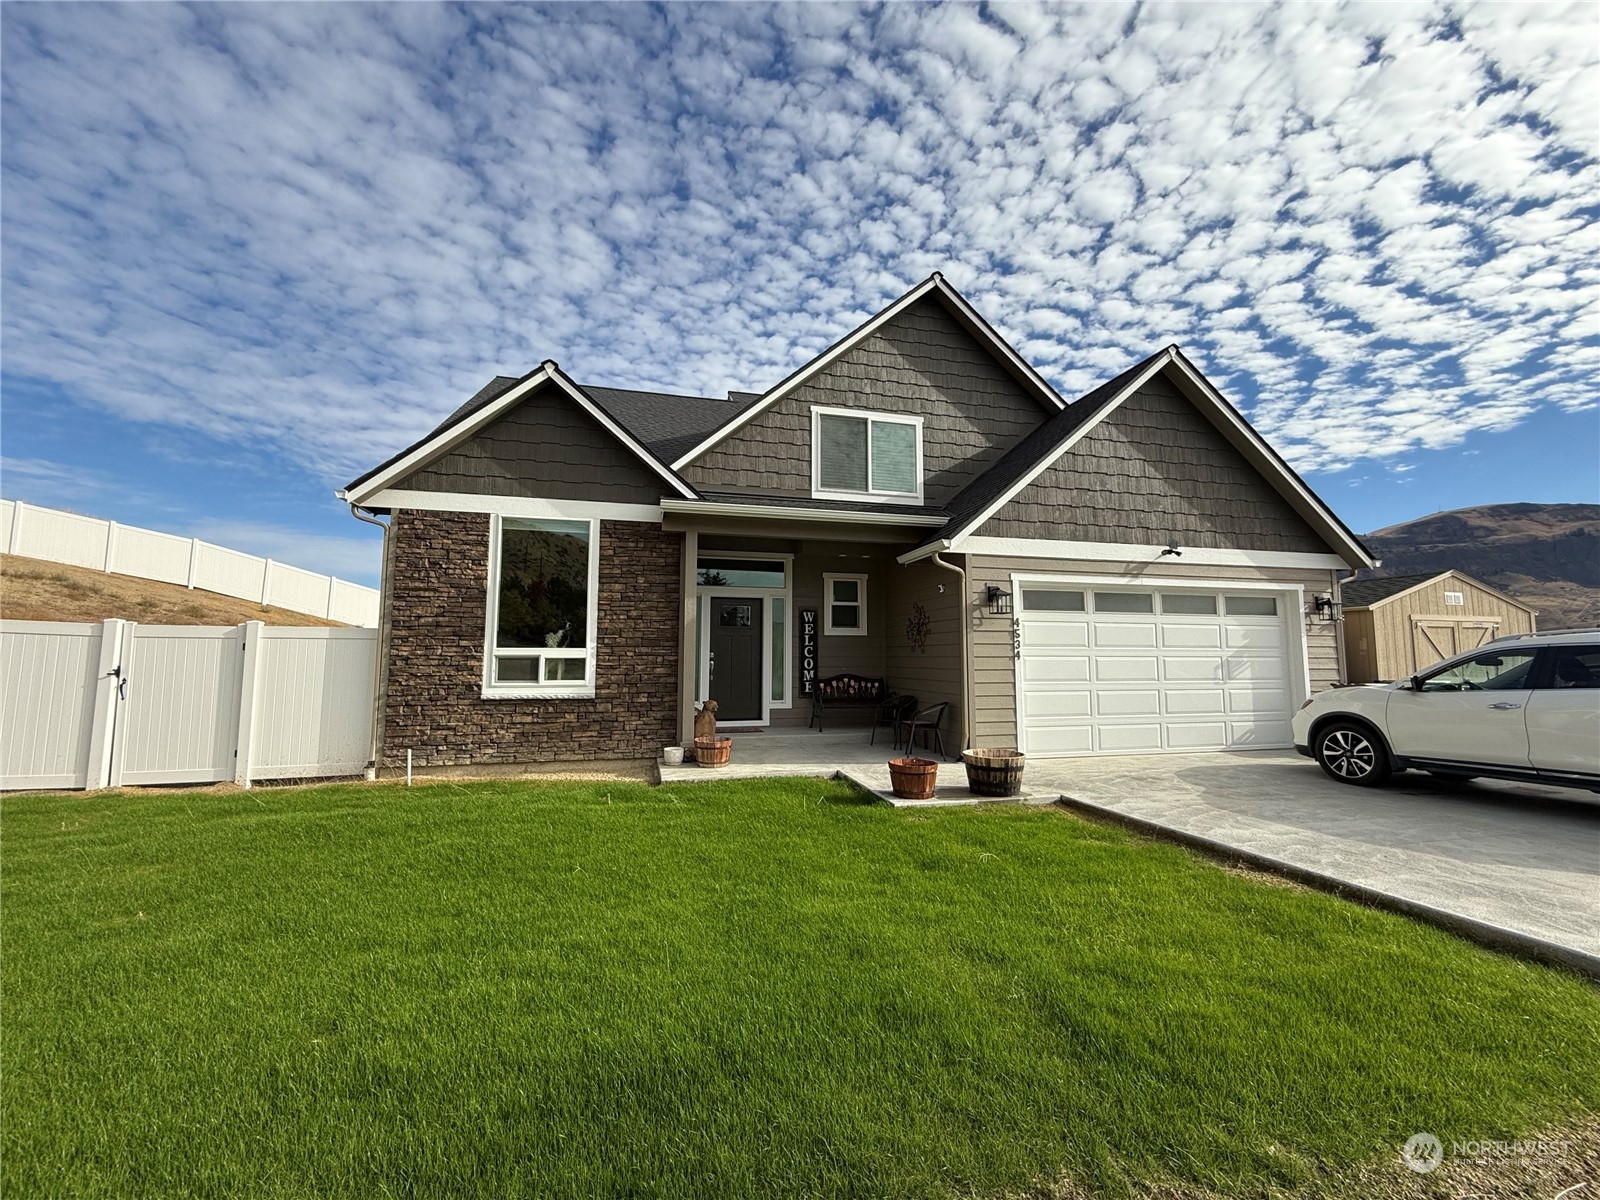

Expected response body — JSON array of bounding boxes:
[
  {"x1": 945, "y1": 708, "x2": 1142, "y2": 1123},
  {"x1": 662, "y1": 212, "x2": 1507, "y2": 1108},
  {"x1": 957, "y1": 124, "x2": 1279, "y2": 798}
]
[{"x1": 800, "y1": 607, "x2": 817, "y2": 696}]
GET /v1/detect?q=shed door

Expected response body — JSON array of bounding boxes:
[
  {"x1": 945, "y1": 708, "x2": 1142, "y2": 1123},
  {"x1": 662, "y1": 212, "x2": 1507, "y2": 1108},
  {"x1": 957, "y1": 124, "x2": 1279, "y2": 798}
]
[
  {"x1": 1410, "y1": 618, "x2": 1499, "y2": 675},
  {"x1": 1017, "y1": 586, "x2": 1296, "y2": 757}
]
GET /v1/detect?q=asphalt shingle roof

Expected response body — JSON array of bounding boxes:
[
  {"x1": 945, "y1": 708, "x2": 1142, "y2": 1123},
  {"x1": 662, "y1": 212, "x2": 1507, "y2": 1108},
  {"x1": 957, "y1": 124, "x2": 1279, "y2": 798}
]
[
  {"x1": 581, "y1": 386, "x2": 759, "y2": 463},
  {"x1": 1338, "y1": 572, "x2": 1447, "y2": 608}
]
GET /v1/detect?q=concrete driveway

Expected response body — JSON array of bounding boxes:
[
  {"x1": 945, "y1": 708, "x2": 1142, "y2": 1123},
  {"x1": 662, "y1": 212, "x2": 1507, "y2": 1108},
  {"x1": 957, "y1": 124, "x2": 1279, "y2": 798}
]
[{"x1": 1029, "y1": 750, "x2": 1600, "y2": 972}]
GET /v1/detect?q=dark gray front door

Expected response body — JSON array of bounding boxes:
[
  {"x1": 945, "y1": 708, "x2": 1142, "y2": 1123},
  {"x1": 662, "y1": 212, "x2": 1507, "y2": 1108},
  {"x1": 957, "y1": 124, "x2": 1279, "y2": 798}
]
[{"x1": 710, "y1": 597, "x2": 764, "y2": 722}]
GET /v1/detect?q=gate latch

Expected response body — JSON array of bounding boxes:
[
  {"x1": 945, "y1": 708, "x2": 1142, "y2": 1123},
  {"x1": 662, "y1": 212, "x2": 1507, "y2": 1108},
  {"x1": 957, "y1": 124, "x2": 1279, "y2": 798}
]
[{"x1": 105, "y1": 664, "x2": 128, "y2": 700}]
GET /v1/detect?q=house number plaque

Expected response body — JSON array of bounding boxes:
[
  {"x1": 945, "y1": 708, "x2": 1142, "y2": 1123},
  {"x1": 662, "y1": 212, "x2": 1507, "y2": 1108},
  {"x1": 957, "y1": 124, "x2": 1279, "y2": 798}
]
[{"x1": 800, "y1": 607, "x2": 818, "y2": 695}]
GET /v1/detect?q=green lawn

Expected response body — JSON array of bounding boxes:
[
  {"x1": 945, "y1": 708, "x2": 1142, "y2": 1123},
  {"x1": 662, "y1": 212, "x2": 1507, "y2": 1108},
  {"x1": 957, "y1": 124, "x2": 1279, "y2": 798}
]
[{"x1": 4, "y1": 778, "x2": 1596, "y2": 1199}]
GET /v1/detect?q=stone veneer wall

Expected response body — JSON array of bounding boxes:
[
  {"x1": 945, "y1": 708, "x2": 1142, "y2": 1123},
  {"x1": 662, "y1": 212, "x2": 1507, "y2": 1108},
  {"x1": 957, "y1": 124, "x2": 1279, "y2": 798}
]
[{"x1": 382, "y1": 510, "x2": 681, "y2": 766}]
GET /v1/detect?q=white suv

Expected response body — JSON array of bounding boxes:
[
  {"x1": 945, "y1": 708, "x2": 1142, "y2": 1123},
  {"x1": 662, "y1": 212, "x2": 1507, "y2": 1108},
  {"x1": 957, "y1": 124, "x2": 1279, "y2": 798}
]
[{"x1": 1293, "y1": 630, "x2": 1600, "y2": 790}]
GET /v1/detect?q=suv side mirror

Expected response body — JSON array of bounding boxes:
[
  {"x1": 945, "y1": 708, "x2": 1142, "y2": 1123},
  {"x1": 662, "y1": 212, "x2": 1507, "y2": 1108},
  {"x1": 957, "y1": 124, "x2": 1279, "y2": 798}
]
[{"x1": 1410, "y1": 675, "x2": 1425, "y2": 692}]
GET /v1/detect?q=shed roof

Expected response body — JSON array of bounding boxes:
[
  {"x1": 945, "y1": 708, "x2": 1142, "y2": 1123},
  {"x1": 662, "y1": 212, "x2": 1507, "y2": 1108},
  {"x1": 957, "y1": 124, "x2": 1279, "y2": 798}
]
[
  {"x1": 1339, "y1": 569, "x2": 1537, "y2": 614},
  {"x1": 1338, "y1": 573, "x2": 1446, "y2": 608}
]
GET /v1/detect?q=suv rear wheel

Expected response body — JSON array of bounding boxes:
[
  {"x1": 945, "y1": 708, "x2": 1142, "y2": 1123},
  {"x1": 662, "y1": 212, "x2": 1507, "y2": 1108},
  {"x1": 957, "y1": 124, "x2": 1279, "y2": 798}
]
[{"x1": 1314, "y1": 721, "x2": 1391, "y2": 787}]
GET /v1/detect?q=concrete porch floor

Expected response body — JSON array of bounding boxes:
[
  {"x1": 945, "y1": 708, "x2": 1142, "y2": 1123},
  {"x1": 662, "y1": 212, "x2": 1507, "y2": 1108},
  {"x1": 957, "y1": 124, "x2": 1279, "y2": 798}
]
[{"x1": 656, "y1": 728, "x2": 1041, "y2": 807}]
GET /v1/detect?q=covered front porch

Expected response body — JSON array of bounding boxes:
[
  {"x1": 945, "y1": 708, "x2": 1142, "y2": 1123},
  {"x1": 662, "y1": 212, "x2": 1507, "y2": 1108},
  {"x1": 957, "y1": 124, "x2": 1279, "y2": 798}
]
[{"x1": 663, "y1": 499, "x2": 968, "y2": 750}]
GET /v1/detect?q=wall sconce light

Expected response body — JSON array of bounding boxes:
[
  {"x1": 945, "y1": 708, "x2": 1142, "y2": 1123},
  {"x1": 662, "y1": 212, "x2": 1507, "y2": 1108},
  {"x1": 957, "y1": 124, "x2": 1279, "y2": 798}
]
[
  {"x1": 986, "y1": 585, "x2": 1013, "y2": 615},
  {"x1": 1313, "y1": 594, "x2": 1338, "y2": 622}
]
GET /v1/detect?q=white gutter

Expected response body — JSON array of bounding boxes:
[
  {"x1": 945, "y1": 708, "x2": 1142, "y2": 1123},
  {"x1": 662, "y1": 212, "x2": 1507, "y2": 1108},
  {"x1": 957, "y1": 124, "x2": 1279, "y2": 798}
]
[
  {"x1": 660, "y1": 498, "x2": 946, "y2": 527},
  {"x1": 928, "y1": 552, "x2": 971, "y2": 752},
  {"x1": 897, "y1": 539, "x2": 950, "y2": 565}
]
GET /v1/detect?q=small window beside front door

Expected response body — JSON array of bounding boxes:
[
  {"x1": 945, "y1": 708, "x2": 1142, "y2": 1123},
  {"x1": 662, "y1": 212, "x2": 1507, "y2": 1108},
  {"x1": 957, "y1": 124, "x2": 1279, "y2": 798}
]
[{"x1": 824, "y1": 574, "x2": 867, "y2": 635}]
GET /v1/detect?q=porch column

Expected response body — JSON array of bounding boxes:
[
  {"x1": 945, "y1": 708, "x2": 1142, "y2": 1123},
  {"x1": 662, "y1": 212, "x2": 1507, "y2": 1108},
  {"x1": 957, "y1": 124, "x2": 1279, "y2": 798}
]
[{"x1": 678, "y1": 529, "x2": 699, "y2": 746}]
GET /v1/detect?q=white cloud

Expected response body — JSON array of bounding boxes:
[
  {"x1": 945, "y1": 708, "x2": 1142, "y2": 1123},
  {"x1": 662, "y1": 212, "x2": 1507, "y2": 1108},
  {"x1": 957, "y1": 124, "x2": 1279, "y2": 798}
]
[{"x1": 0, "y1": 0, "x2": 1595, "y2": 489}]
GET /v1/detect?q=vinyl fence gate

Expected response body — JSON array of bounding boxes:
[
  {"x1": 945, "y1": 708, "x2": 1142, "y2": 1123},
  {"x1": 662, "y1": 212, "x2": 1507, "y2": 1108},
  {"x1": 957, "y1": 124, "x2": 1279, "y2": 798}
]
[{"x1": 1, "y1": 620, "x2": 377, "y2": 791}]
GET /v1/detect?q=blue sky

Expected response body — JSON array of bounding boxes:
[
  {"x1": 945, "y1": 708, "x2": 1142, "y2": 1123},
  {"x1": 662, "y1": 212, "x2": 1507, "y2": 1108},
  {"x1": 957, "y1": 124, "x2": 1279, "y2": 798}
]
[{"x1": 3, "y1": 2, "x2": 1596, "y2": 587}]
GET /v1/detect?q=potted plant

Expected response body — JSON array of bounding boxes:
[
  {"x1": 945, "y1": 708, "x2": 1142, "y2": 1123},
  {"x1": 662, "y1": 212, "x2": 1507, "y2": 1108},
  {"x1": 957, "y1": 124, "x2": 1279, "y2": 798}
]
[
  {"x1": 694, "y1": 736, "x2": 732, "y2": 767},
  {"x1": 888, "y1": 756, "x2": 939, "y2": 800},
  {"x1": 691, "y1": 700, "x2": 729, "y2": 767},
  {"x1": 961, "y1": 748, "x2": 1025, "y2": 796}
]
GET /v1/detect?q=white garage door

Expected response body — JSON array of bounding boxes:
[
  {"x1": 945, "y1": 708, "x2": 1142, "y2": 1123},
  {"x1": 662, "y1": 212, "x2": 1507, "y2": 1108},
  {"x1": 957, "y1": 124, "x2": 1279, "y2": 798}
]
[{"x1": 1017, "y1": 584, "x2": 1298, "y2": 757}]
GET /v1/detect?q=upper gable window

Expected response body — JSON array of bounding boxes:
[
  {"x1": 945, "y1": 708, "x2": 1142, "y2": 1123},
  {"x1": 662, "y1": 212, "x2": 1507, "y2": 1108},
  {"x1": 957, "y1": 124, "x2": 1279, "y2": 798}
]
[{"x1": 811, "y1": 406, "x2": 923, "y2": 504}]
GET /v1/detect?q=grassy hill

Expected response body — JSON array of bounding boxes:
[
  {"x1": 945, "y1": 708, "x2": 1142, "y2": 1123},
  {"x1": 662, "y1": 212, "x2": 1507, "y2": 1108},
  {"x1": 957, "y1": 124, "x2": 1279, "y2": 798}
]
[
  {"x1": 1, "y1": 555, "x2": 350, "y2": 627},
  {"x1": 1359, "y1": 503, "x2": 1600, "y2": 629}
]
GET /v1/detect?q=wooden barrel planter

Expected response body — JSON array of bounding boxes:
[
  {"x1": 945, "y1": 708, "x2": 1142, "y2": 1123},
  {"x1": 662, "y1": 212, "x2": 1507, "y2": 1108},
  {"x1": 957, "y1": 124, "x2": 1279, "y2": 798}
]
[
  {"x1": 888, "y1": 757, "x2": 939, "y2": 800},
  {"x1": 961, "y1": 748, "x2": 1025, "y2": 797},
  {"x1": 693, "y1": 736, "x2": 732, "y2": 768}
]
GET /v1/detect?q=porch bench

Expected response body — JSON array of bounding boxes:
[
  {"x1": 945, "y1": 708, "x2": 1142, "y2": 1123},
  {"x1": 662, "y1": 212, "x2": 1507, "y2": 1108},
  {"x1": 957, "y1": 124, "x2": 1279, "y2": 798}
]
[{"x1": 808, "y1": 674, "x2": 888, "y2": 733}]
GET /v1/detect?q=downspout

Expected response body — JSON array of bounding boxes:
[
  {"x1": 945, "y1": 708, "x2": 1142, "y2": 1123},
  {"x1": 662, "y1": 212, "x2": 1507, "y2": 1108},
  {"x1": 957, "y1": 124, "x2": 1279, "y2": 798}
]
[
  {"x1": 928, "y1": 552, "x2": 971, "y2": 752},
  {"x1": 1330, "y1": 569, "x2": 1346, "y2": 688},
  {"x1": 348, "y1": 503, "x2": 391, "y2": 778}
]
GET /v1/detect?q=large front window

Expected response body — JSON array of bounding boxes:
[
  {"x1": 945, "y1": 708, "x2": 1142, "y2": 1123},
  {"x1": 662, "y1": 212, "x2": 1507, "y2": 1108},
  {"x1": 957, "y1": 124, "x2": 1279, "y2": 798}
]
[
  {"x1": 485, "y1": 516, "x2": 597, "y2": 696},
  {"x1": 812, "y1": 407, "x2": 922, "y2": 502}
]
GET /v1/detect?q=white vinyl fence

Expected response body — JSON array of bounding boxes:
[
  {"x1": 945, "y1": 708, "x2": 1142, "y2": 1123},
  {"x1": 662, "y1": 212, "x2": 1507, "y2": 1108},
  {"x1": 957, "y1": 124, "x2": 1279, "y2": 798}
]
[
  {"x1": 0, "y1": 619, "x2": 377, "y2": 790},
  {"x1": 1, "y1": 500, "x2": 379, "y2": 627}
]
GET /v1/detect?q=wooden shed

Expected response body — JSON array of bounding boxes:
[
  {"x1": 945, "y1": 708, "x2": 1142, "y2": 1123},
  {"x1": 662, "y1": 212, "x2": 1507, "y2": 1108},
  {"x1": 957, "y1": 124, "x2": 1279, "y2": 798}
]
[{"x1": 1340, "y1": 570, "x2": 1538, "y2": 683}]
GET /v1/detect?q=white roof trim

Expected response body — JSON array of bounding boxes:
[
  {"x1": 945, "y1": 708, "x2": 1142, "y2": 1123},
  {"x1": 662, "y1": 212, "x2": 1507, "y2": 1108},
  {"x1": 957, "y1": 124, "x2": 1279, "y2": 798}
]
[
  {"x1": 951, "y1": 536, "x2": 1350, "y2": 571},
  {"x1": 660, "y1": 497, "x2": 947, "y2": 527},
  {"x1": 342, "y1": 363, "x2": 697, "y2": 506},
  {"x1": 358, "y1": 490, "x2": 664, "y2": 524},
  {"x1": 931, "y1": 350, "x2": 1374, "y2": 571},
  {"x1": 669, "y1": 274, "x2": 1067, "y2": 470}
]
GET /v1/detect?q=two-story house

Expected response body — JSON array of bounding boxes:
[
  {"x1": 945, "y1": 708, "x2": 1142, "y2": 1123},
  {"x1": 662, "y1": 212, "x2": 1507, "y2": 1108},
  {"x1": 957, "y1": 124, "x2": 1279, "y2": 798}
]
[{"x1": 339, "y1": 274, "x2": 1373, "y2": 772}]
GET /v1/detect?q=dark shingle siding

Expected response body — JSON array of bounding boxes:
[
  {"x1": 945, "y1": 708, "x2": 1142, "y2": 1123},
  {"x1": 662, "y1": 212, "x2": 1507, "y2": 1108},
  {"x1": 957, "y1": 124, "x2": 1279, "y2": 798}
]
[
  {"x1": 394, "y1": 384, "x2": 667, "y2": 504},
  {"x1": 977, "y1": 375, "x2": 1332, "y2": 553},
  {"x1": 680, "y1": 296, "x2": 1053, "y2": 504}
]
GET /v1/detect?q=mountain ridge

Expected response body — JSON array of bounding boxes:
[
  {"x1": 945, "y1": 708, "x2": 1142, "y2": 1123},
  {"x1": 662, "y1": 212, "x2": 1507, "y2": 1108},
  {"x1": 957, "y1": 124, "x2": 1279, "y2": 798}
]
[{"x1": 1353, "y1": 502, "x2": 1599, "y2": 630}]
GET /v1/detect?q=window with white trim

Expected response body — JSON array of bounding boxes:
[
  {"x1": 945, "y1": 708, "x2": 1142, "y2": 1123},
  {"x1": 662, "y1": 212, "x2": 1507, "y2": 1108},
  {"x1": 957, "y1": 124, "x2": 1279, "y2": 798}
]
[
  {"x1": 824, "y1": 573, "x2": 867, "y2": 635},
  {"x1": 485, "y1": 516, "x2": 598, "y2": 695},
  {"x1": 812, "y1": 407, "x2": 922, "y2": 502}
]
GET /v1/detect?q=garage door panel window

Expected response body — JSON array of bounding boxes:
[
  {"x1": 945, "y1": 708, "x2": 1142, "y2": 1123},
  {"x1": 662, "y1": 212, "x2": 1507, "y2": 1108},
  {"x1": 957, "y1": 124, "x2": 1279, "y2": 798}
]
[
  {"x1": 1095, "y1": 592, "x2": 1154, "y2": 613},
  {"x1": 1022, "y1": 589, "x2": 1085, "y2": 611},
  {"x1": 1161, "y1": 593, "x2": 1217, "y2": 615},
  {"x1": 1224, "y1": 595, "x2": 1278, "y2": 617}
]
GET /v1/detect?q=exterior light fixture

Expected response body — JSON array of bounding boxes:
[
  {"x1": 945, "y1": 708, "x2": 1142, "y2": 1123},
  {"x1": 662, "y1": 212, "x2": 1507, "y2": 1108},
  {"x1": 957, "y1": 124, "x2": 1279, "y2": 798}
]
[
  {"x1": 986, "y1": 585, "x2": 1013, "y2": 615},
  {"x1": 1313, "y1": 594, "x2": 1338, "y2": 622}
]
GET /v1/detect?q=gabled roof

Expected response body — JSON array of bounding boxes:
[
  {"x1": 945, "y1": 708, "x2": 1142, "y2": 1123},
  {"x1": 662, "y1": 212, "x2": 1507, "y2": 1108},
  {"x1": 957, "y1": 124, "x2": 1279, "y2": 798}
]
[
  {"x1": 911, "y1": 348, "x2": 1172, "y2": 551},
  {"x1": 341, "y1": 362, "x2": 700, "y2": 504},
  {"x1": 1338, "y1": 572, "x2": 1445, "y2": 608},
  {"x1": 582, "y1": 386, "x2": 761, "y2": 464},
  {"x1": 669, "y1": 273, "x2": 1069, "y2": 470},
  {"x1": 899, "y1": 346, "x2": 1376, "y2": 570},
  {"x1": 1339, "y1": 569, "x2": 1537, "y2": 612}
]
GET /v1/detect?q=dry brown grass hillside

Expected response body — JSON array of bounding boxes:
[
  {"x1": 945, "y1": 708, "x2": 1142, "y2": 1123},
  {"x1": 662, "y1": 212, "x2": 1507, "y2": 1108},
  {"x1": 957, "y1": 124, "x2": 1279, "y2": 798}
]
[{"x1": 0, "y1": 555, "x2": 350, "y2": 627}]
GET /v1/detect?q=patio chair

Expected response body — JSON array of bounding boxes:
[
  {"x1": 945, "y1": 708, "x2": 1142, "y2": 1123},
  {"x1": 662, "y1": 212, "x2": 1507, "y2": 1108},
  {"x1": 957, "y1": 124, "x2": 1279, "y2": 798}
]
[
  {"x1": 902, "y1": 701, "x2": 951, "y2": 761},
  {"x1": 870, "y1": 694, "x2": 918, "y2": 747}
]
